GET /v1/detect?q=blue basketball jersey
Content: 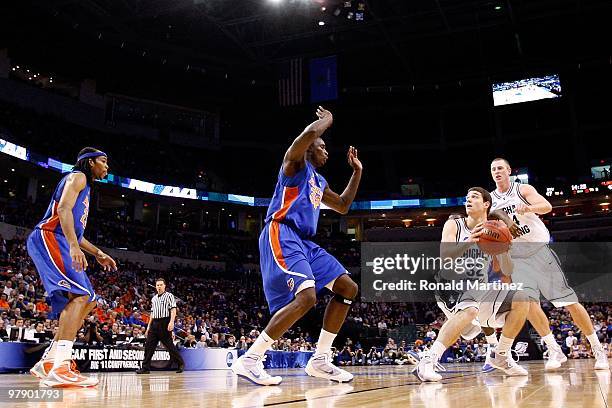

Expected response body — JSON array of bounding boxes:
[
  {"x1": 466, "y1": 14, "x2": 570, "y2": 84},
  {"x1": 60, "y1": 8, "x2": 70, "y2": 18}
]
[
  {"x1": 35, "y1": 171, "x2": 91, "y2": 242},
  {"x1": 264, "y1": 161, "x2": 327, "y2": 238}
]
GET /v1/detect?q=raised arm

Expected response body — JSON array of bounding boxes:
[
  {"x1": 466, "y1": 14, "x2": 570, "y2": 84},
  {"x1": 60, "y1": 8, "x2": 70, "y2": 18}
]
[
  {"x1": 283, "y1": 107, "x2": 333, "y2": 177},
  {"x1": 322, "y1": 146, "x2": 362, "y2": 214},
  {"x1": 517, "y1": 184, "x2": 553, "y2": 215}
]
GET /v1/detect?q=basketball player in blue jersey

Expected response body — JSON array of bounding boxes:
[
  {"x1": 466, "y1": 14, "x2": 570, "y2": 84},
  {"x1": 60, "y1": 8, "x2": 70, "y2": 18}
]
[
  {"x1": 27, "y1": 147, "x2": 118, "y2": 387},
  {"x1": 232, "y1": 107, "x2": 362, "y2": 385}
]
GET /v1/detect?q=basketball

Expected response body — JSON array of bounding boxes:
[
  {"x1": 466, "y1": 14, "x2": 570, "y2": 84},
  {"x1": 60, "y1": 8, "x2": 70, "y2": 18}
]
[{"x1": 478, "y1": 220, "x2": 512, "y2": 255}]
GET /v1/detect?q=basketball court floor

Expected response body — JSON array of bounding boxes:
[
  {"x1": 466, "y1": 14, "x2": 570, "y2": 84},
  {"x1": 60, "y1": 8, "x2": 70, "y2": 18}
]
[{"x1": 2, "y1": 359, "x2": 610, "y2": 407}]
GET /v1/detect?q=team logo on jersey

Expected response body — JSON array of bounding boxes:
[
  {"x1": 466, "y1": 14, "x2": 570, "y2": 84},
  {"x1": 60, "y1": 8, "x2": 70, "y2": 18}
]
[
  {"x1": 308, "y1": 176, "x2": 323, "y2": 209},
  {"x1": 80, "y1": 195, "x2": 90, "y2": 229},
  {"x1": 287, "y1": 278, "x2": 295, "y2": 291},
  {"x1": 58, "y1": 280, "x2": 72, "y2": 289}
]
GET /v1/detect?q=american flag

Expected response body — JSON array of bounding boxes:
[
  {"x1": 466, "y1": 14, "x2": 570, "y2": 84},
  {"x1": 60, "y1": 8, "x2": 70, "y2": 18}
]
[{"x1": 278, "y1": 58, "x2": 303, "y2": 107}]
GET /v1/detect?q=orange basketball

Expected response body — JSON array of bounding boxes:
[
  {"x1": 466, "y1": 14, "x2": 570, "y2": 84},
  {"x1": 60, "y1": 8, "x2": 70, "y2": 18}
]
[{"x1": 478, "y1": 220, "x2": 512, "y2": 255}]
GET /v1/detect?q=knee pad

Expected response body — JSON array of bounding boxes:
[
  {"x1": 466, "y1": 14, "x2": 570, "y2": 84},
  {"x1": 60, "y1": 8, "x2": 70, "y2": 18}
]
[{"x1": 333, "y1": 294, "x2": 354, "y2": 306}]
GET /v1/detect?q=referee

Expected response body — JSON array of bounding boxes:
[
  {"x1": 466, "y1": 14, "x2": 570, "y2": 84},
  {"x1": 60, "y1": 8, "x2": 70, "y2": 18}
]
[{"x1": 136, "y1": 278, "x2": 185, "y2": 374}]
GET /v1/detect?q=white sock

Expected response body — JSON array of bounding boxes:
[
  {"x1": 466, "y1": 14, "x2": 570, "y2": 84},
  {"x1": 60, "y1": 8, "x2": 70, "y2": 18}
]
[
  {"x1": 542, "y1": 333, "x2": 561, "y2": 351},
  {"x1": 586, "y1": 333, "x2": 602, "y2": 350},
  {"x1": 497, "y1": 335, "x2": 514, "y2": 356},
  {"x1": 52, "y1": 340, "x2": 73, "y2": 370},
  {"x1": 42, "y1": 340, "x2": 56, "y2": 361},
  {"x1": 428, "y1": 341, "x2": 447, "y2": 361},
  {"x1": 315, "y1": 329, "x2": 337, "y2": 355},
  {"x1": 485, "y1": 333, "x2": 499, "y2": 347},
  {"x1": 245, "y1": 331, "x2": 274, "y2": 357}
]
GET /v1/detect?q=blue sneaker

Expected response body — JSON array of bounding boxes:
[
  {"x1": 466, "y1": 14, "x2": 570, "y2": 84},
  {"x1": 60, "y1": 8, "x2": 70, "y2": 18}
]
[{"x1": 482, "y1": 346, "x2": 496, "y2": 373}]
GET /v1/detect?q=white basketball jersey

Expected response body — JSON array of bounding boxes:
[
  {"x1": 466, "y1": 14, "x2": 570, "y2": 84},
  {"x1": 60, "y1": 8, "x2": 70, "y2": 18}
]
[
  {"x1": 490, "y1": 182, "x2": 550, "y2": 244},
  {"x1": 453, "y1": 217, "x2": 490, "y2": 282},
  {"x1": 454, "y1": 217, "x2": 476, "y2": 243}
]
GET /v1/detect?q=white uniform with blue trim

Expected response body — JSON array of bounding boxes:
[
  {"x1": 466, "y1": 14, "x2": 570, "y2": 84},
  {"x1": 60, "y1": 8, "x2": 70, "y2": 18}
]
[
  {"x1": 490, "y1": 182, "x2": 578, "y2": 307},
  {"x1": 435, "y1": 217, "x2": 491, "y2": 340}
]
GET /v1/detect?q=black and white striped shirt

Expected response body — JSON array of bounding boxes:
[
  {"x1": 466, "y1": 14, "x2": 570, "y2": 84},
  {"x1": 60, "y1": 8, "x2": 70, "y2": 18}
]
[{"x1": 150, "y1": 292, "x2": 177, "y2": 319}]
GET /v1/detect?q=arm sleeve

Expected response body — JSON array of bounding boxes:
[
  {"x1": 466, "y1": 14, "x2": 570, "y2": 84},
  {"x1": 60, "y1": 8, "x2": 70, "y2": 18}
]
[{"x1": 169, "y1": 293, "x2": 177, "y2": 309}]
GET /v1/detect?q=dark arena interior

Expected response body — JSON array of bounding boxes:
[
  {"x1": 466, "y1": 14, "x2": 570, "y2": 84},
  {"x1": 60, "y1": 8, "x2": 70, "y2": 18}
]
[{"x1": 0, "y1": 1, "x2": 611, "y2": 406}]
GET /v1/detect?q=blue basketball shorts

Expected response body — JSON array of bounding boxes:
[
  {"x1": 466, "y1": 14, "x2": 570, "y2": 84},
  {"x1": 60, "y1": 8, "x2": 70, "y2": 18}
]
[
  {"x1": 259, "y1": 221, "x2": 348, "y2": 314},
  {"x1": 27, "y1": 229, "x2": 96, "y2": 319}
]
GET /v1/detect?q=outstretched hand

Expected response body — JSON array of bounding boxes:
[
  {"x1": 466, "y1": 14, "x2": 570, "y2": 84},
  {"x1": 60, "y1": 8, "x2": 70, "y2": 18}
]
[
  {"x1": 96, "y1": 251, "x2": 118, "y2": 272},
  {"x1": 347, "y1": 146, "x2": 362, "y2": 171},
  {"x1": 316, "y1": 106, "x2": 333, "y2": 123}
]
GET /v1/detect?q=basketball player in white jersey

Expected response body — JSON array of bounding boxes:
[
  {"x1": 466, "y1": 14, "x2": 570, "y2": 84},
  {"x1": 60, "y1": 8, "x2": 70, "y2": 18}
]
[
  {"x1": 489, "y1": 157, "x2": 609, "y2": 370},
  {"x1": 415, "y1": 187, "x2": 530, "y2": 381}
]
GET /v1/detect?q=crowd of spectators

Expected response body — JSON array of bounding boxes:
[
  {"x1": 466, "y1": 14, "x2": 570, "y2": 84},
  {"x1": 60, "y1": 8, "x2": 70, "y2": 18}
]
[{"x1": 0, "y1": 232, "x2": 387, "y2": 353}]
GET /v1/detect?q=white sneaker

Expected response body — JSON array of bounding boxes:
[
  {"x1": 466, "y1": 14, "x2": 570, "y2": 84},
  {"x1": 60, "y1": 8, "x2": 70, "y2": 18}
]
[
  {"x1": 545, "y1": 347, "x2": 568, "y2": 370},
  {"x1": 232, "y1": 354, "x2": 282, "y2": 386},
  {"x1": 413, "y1": 354, "x2": 442, "y2": 382},
  {"x1": 489, "y1": 351, "x2": 528, "y2": 376},
  {"x1": 30, "y1": 360, "x2": 53, "y2": 379},
  {"x1": 305, "y1": 352, "x2": 353, "y2": 383},
  {"x1": 593, "y1": 347, "x2": 610, "y2": 370},
  {"x1": 42, "y1": 361, "x2": 99, "y2": 388}
]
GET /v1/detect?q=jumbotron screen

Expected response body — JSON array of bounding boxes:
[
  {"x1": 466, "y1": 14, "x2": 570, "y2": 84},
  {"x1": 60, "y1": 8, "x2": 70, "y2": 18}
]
[{"x1": 492, "y1": 74, "x2": 561, "y2": 106}]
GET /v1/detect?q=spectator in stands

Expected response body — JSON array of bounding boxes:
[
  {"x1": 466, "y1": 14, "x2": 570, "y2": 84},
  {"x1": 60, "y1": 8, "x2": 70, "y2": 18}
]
[
  {"x1": 425, "y1": 326, "x2": 437, "y2": 342},
  {"x1": 183, "y1": 335, "x2": 197, "y2": 348},
  {"x1": 565, "y1": 331, "x2": 577, "y2": 354},
  {"x1": 338, "y1": 346, "x2": 354, "y2": 366},
  {"x1": 32, "y1": 321, "x2": 50, "y2": 343},
  {"x1": 208, "y1": 333, "x2": 220, "y2": 347},
  {"x1": 2, "y1": 281, "x2": 13, "y2": 297},
  {"x1": 226, "y1": 334, "x2": 236, "y2": 348},
  {"x1": 0, "y1": 320, "x2": 8, "y2": 338},
  {"x1": 462, "y1": 342, "x2": 475, "y2": 362},
  {"x1": 476, "y1": 342, "x2": 488, "y2": 362},
  {"x1": 8, "y1": 317, "x2": 25, "y2": 341},
  {"x1": 196, "y1": 336, "x2": 208, "y2": 348},
  {"x1": 0, "y1": 294, "x2": 9, "y2": 311},
  {"x1": 132, "y1": 327, "x2": 146, "y2": 344},
  {"x1": 99, "y1": 324, "x2": 114, "y2": 345},
  {"x1": 366, "y1": 347, "x2": 380, "y2": 365},
  {"x1": 578, "y1": 338, "x2": 592, "y2": 359},
  {"x1": 568, "y1": 338, "x2": 580, "y2": 359},
  {"x1": 84, "y1": 320, "x2": 103, "y2": 345},
  {"x1": 353, "y1": 347, "x2": 366, "y2": 365},
  {"x1": 13, "y1": 294, "x2": 28, "y2": 312},
  {"x1": 378, "y1": 320, "x2": 388, "y2": 336}
]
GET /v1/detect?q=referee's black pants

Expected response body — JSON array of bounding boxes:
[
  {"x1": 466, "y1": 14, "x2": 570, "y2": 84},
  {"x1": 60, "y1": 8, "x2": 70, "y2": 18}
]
[{"x1": 141, "y1": 317, "x2": 185, "y2": 370}]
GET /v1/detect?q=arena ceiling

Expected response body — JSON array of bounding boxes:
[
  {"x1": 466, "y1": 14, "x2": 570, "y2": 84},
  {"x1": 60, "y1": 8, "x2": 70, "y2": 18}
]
[{"x1": 2, "y1": 0, "x2": 611, "y2": 86}]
